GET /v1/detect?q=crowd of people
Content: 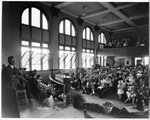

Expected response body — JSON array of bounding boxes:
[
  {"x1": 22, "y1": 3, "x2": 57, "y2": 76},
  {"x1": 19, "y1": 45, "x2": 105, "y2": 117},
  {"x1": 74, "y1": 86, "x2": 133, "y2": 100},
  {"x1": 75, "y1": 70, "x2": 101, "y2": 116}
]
[
  {"x1": 71, "y1": 63, "x2": 149, "y2": 111},
  {"x1": 2, "y1": 56, "x2": 149, "y2": 111},
  {"x1": 104, "y1": 35, "x2": 148, "y2": 48}
]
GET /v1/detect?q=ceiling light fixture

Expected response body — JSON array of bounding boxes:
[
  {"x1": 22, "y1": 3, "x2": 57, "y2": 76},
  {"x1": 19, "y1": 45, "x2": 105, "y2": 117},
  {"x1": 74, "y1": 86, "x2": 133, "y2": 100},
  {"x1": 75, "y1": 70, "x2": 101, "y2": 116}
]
[
  {"x1": 100, "y1": 16, "x2": 107, "y2": 25},
  {"x1": 82, "y1": 6, "x2": 86, "y2": 16}
]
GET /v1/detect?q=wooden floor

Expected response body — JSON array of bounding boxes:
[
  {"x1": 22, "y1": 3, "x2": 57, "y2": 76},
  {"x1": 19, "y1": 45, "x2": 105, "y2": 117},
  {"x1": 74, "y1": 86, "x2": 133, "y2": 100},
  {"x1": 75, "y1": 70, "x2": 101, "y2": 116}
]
[{"x1": 18, "y1": 91, "x2": 147, "y2": 118}]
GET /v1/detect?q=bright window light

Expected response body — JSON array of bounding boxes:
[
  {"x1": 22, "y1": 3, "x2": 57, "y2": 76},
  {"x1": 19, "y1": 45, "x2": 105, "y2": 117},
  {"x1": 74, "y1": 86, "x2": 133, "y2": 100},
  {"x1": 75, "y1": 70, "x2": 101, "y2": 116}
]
[
  {"x1": 72, "y1": 25, "x2": 75, "y2": 36},
  {"x1": 144, "y1": 57, "x2": 149, "y2": 65},
  {"x1": 65, "y1": 46, "x2": 70, "y2": 50},
  {"x1": 31, "y1": 42, "x2": 40, "y2": 47},
  {"x1": 22, "y1": 8, "x2": 29, "y2": 25},
  {"x1": 59, "y1": 21, "x2": 63, "y2": 34},
  {"x1": 22, "y1": 41, "x2": 29, "y2": 46},
  {"x1": 86, "y1": 27, "x2": 90, "y2": 40},
  {"x1": 83, "y1": 29, "x2": 85, "y2": 39},
  {"x1": 42, "y1": 14, "x2": 48, "y2": 30},
  {"x1": 32, "y1": 8, "x2": 40, "y2": 28},
  {"x1": 59, "y1": 46, "x2": 64, "y2": 50},
  {"x1": 65, "y1": 19, "x2": 70, "y2": 35},
  {"x1": 42, "y1": 43, "x2": 48, "y2": 48}
]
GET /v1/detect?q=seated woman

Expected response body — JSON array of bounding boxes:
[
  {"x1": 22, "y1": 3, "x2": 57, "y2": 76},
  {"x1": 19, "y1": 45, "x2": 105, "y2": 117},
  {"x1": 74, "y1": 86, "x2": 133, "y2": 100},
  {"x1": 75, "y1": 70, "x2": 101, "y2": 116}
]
[
  {"x1": 97, "y1": 76, "x2": 108, "y2": 98},
  {"x1": 36, "y1": 75, "x2": 64, "y2": 101},
  {"x1": 36, "y1": 75, "x2": 55, "y2": 96}
]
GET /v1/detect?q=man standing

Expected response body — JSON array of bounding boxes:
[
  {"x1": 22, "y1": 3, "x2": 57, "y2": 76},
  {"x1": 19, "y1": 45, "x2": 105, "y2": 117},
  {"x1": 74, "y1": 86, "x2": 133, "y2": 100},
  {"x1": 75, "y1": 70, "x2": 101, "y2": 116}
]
[{"x1": 2, "y1": 56, "x2": 19, "y2": 89}]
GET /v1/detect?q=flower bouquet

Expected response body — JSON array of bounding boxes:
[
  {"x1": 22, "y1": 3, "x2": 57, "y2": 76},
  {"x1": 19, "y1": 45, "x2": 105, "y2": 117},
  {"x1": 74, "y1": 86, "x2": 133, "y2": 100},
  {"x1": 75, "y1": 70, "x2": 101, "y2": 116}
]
[{"x1": 103, "y1": 101, "x2": 114, "y2": 114}]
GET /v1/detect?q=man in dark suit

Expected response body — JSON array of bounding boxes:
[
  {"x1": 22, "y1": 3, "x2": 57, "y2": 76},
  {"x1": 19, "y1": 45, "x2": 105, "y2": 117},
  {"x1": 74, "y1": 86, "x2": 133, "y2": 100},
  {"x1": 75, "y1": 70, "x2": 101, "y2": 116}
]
[{"x1": 2, "y1": 56, "x2": 19, "y2": 89}]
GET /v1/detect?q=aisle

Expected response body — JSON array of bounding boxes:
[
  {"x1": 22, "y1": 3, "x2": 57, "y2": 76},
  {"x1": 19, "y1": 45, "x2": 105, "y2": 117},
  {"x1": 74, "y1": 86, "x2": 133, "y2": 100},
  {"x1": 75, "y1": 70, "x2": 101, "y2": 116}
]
[{"x1": 18, "y1": 91, "x2": 128, "y2": 118}]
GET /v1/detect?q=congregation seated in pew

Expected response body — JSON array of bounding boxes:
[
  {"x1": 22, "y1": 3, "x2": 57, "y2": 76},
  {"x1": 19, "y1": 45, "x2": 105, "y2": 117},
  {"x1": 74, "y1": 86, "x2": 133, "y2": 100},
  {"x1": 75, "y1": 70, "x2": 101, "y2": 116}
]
[{"x1": 69, "y1": 63, "x2": 149, "y2": 110}]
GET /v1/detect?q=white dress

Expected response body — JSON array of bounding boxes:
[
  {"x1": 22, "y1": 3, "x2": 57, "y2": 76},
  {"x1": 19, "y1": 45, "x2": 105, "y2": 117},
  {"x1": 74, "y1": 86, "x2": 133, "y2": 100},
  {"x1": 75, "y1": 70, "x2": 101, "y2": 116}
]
[{"x1": 117, "y1": 82, "x2": 125, "y2": 95}]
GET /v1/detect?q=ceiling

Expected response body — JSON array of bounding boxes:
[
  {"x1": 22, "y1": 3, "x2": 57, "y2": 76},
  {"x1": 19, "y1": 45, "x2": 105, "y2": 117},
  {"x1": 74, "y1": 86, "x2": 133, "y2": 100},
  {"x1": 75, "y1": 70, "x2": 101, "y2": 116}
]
[{"x1": 42, "y1": 2, "x2": 149, "y2": 32}]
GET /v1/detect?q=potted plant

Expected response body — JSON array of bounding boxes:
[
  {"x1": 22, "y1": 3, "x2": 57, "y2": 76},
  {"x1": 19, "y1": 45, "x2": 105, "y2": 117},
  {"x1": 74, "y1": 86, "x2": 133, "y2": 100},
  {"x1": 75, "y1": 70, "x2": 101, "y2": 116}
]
[{"x1": 103, "y1": 101, "x2": 114, "y2": 114}]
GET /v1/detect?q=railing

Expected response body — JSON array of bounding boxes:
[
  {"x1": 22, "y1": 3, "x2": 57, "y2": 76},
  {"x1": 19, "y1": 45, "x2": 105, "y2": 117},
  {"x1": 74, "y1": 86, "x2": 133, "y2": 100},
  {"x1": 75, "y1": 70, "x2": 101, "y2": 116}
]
[
  {"x1": 97, "y1": 46, "x2": 149, "y2": 56},
  {"x1": 49, "y1": 75, "x2": 65, "y2": 101}
]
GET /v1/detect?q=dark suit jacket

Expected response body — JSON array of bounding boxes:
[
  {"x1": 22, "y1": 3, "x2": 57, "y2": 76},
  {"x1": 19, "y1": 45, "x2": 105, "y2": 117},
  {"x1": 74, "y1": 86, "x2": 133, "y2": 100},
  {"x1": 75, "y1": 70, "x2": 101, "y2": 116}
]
[{"x1": 2, "y1": 65, "x2": 19, "y2": 87}]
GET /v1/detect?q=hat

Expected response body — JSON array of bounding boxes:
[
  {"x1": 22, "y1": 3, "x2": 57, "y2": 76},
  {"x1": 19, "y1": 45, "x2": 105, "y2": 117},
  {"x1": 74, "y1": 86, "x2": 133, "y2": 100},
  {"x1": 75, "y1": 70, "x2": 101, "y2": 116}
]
[{"x1": 136, "y1": 70, "x2": 142, "y2": 76}]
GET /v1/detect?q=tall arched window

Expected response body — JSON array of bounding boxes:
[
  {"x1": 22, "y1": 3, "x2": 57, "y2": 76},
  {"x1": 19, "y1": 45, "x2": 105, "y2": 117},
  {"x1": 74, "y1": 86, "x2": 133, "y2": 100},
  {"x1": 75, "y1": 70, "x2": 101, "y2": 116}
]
[
  {"x1": 82, "y1": 27, "x2": 94, "y2": 68},
  {"x1": 98, "y1": 33, "x2": 107, "y2": 49},
  {"x1": 59, "y1": 19, "x2": 77, "y2": 69},
  {"x1": 98, "y1": 33, "x2": 107, "y2": 66},
  {"x1": 98, "y1": 33, "x2": 106, "y2": 44},
  {"x1": 21, "y1": 7, "x2": 50, "y2": 71}
]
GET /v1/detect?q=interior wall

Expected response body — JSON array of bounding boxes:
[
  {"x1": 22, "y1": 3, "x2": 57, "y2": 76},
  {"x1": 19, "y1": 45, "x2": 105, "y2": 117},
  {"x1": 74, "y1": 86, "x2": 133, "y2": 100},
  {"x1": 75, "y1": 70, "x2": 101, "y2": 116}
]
[
  {"x1": 2, "y1": 2, "x2": 20, "y2": 67},
  {"x1": 125, "y1": 56, "x2": 132, "y2": 66},
  {"x1": 114, "y1": 56, "x2": 132, "y2": 66}
]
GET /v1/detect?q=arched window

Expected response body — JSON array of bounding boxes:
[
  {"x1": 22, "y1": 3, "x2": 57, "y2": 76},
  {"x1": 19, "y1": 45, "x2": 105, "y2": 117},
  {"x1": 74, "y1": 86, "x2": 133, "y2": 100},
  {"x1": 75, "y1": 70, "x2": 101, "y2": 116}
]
[
  {"x1": 82, "y1": 27, "x2": 94, "y2": 41},
  {"x1": 59, "y1": 19, "x2": 77, "y2": 69},
  {"x1": 98, "y1": 33, "x2": 107, "y2": 44},
  {"x1": 21, "y1": 7, "x2": 50, "y2": 71},
  {"x1": 98, "y1": 33, "x2": 107, "y2": 49},
  {"x1": 59, "y1": 19, "x2": 76, "y2": 36},
  {"x1": 82, "y1": 27, "x2": 94, "y2": 68}
]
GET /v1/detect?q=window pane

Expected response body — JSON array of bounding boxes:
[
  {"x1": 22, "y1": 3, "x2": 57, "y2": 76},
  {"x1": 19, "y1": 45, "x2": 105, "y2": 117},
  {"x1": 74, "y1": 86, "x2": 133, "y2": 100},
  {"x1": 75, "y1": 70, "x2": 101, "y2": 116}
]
[
  {"x1": 65, "y1": 51, "x2": 71, "y2": 69},
  {"x1": 22, "y1": 8, "x2": 29, "y2": 25},
  {"x1": 72, "y1": 53, "x2": 76, "y2": 69},
  {"x1": 91, "y1": 32, "x2": 94, "y2": 41},
  {"x1": 103, "y1": 35, "x2": 106, "y2": 44},
  {"x1": 42, "y1": 14, "x2": 48, "y2": 30},
  {"x1": 72, "y1": 47, "x2": 75, "y2": 51},
  {"x1": 21, "y1": 47, "x2": 30, "y2": 71},
  {"x1": 59, "y1": 50, "x2": 65, "y2": 69},
  {"x1": 31, "y1": 42, "x2": 40, "y2": 47},
  {"x1": 65, "y1": 19, "x2": 70, "y2": 35},
  {"x1": 82, "y1": 53, "x2": 86, "y2": 68},
  {"x1": 90, "y1": 54, "x2": 94, "y2": 67},
  {"x1": 42, "y1": 43, "x2": 48, "y2": 48},
  {"x1": 59, "y1": 46, "x2": 64, "y2": 50},
  {"x1": 72, "y1": 25, "x2": 75, "y2": 36},
  {"x1": 31, "y1": 48, "x2": 41, "y2": 70},
  {"x1": 86, "y1": 49, "x2": 90, "y2": 53},
  {"x1": 98, "y1": 34, "x2": 100, "y2": 43},
  {"x1": 43, "y1": 49, "x2": 49, "y2": 70},
  {"x1": 22, "y1": 41, "x2": 29, "y2": 46},
  {"x1": 65, "y1": 46, "x2": 70, "y2": 50},
  {"x1": 87, "y1": 53, "x2": 91, "y2": 68},
  {"x1": 83, "y1": 49, "x2": 85, "y2": 52},
  {"x1": 144, "y1": 57, "x2": 149, "y2": 65},
  {"x1": 86, "y1": 27, "x2": 90, "y2": 40},
  {"x1": 101, "y1": 57, "x2": 103, "y2": 66},
  {"x1": 83, "y1": 29, "x2": 85, "y2": 39},
  {"x1": 59, "y1": 21, "x2": 64, "y2": 34},
  {"x1": 32, "y1": 8, "x2": 40, "y2": 28},
  {"x1": 101, "y1": 33, "x2": 104, "y2": 43}
]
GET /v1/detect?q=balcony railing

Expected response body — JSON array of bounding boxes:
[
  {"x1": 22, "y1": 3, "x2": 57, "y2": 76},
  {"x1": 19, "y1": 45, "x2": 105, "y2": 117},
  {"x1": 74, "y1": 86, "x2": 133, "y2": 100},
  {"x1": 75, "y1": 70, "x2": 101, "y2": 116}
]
[{"x1": 97, "y1": 46, "x2": 149, "y2": 56}]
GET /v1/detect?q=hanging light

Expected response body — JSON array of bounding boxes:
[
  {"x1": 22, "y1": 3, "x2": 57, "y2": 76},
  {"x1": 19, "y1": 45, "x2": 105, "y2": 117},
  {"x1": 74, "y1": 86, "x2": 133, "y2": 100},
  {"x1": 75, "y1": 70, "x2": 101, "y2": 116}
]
[{"x1": 82, "y1": 6, "x2": 86, "y2": 16}]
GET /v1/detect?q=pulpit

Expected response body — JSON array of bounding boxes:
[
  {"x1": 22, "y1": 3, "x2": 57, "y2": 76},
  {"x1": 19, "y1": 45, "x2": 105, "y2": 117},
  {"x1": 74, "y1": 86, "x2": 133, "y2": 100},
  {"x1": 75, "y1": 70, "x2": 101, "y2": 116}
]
[{"x1": 55, "y1": 74, "x2": 71, "y2": 95}]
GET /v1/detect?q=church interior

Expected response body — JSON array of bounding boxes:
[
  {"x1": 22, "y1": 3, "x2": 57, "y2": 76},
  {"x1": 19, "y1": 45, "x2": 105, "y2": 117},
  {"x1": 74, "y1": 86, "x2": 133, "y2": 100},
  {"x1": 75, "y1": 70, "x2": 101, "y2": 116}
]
[{"x1": 1, "y1": 1, "x2": 150, "y2": 118}]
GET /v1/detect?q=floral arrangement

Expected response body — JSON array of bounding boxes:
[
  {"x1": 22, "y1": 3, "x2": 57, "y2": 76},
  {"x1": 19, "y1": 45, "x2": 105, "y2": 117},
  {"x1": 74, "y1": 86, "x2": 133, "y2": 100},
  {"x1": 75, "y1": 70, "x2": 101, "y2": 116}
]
[{"x1": 66, "y1": 91, "x2": 85, "y2": 109}]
